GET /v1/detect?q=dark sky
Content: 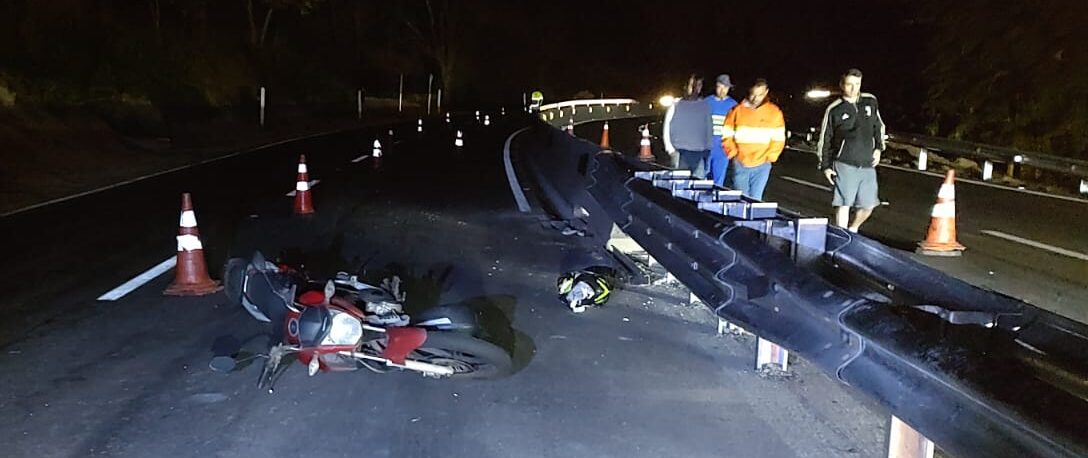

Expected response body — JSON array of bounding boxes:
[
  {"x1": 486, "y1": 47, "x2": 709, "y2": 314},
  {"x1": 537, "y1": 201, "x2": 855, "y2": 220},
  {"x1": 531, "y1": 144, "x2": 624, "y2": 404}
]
[{"x1": 454, "y1": 0, "x2": 922, "y2": 125}]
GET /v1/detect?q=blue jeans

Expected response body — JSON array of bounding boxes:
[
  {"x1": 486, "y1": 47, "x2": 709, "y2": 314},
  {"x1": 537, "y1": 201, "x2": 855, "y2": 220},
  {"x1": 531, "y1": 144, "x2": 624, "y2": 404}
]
[
  {"x1": 707, "y1": 144, "x2": 729, "y2": 186},
  {"x1": 728, "y1": 161, "x2": 772, "y2": 200},
  {"x1": 677, "y1": 149, "x2": 708, "y2": 178}
]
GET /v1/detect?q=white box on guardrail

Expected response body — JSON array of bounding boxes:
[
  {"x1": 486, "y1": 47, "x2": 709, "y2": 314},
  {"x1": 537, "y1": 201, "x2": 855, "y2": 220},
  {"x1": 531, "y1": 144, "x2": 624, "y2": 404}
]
[
  {"x1": 634, "y1": 170, "x2": 692, "y2": 181},
  {"x1": 653, "y1": 179, "x2": 715, "y2": 191}
]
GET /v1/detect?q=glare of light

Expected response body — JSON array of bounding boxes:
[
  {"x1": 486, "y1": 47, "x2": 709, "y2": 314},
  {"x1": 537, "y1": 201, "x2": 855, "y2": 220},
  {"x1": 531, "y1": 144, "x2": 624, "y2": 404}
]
[
  {"x1": 805, "y1": 89, "x2": 832, "y2": 100},
  {"x1": 1013, "y1": 154, "x2": 1024, "y2": 163},
  {"x1": 658, "y1": 95, "x2": 675, "y2": 108}
]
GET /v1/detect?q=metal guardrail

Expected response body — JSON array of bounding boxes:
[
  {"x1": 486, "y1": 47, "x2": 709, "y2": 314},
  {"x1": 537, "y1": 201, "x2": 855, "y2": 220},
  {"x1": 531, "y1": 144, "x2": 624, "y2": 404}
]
[
  {"x1": 538, "y1": 98, "x2": 639, "y2": 111},
  {"x1": 517, "y1": 115, "x2": 1088, "y2": 458},
  {"x1": 787, "y1": 128, "x2": 1088, "y2": 195},
  {"x1": 886, "y1": 132, "x2": 1088, "y2": 179}
]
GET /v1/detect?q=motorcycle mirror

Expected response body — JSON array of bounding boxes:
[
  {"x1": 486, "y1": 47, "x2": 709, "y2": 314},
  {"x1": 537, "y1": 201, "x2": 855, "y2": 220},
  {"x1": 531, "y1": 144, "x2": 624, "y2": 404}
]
[{"x1": 209, "y1": 356, "x2": 237, "y2": 373}]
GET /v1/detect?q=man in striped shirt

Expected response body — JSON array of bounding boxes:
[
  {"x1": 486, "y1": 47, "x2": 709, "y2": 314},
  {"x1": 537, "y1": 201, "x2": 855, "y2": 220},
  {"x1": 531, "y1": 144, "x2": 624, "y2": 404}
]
[
  {"x1": 721, "y1": 79, "x2": 786, "y2": 200},
  {"x1": 818, "y1": 68, "x2": 886, "y2": 233}
]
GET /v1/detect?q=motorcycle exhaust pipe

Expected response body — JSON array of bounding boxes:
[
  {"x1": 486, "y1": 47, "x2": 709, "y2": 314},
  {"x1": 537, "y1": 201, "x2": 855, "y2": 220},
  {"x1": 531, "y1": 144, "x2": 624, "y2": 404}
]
[{"x1": 338, "y1": 351, "x2": 456, "y2": 376}]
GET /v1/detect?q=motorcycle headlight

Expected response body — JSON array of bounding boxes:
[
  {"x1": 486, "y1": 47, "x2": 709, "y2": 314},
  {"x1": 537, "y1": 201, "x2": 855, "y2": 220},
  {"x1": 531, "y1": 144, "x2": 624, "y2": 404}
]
[{"x1": 322, "y1": 310, "x2": 363, "y2": 346}]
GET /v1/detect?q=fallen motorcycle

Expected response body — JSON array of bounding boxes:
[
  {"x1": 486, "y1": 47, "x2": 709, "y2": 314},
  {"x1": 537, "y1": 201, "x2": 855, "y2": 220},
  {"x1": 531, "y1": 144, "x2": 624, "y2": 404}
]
[{"x1": 214, "y1": 251, "x2": 513, "y2": 392}]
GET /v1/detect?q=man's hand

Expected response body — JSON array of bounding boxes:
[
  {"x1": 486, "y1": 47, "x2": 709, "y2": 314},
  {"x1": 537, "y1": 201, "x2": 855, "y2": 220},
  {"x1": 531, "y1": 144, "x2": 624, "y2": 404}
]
[
  {"x1": 823, "y1": 168, "x2": 837, "y2": 184},
  {"x1": 872, "y1": 149, "x2": 882, "y2": 167}
]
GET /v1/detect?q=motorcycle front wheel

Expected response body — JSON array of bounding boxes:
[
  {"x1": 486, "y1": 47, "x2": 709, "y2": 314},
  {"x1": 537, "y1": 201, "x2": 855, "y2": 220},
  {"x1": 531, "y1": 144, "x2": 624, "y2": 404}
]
[{"x1": 411, "y1": 332, "x2": 514, "y2": 380}]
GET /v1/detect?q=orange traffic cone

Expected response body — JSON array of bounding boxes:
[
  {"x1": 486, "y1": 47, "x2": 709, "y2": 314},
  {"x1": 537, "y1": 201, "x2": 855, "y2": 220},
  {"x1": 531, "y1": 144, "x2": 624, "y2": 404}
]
[
  {"x1": 293, "y1": 155, "x2": 315, "y2": 215},
  {"x1": 917, "y1": 170, "x2": 966, "y2": 256},
  {"x1": 165, "y1": 193, "x2": 222, "y2": 296},
  {"x1": 600, "y1": 121, "x2": 610, "y2": 148},
  {"x1": 638, "y1": 127, "x2": 653, "y2": 162}
]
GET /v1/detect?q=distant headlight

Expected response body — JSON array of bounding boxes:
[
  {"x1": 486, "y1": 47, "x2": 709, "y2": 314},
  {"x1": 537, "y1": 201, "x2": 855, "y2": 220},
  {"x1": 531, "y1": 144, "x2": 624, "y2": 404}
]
[
  {"x1": 322, "y1": 310, "x2": 363, "y2": 346},
  {"x1": 658, "y1": 95, "x2": 676, "y2": 108}
]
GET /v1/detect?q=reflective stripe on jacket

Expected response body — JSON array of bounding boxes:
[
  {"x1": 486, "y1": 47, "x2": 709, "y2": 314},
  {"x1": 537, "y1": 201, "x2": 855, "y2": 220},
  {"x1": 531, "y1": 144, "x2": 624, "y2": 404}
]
[{"x1": 721, "y1": 100, "x2": 786, "y2": 167}]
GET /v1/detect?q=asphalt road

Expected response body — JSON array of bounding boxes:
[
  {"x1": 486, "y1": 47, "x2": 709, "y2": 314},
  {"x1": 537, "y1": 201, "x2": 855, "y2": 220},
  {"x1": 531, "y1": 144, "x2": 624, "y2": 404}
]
[
  {"x1": 0, "y1": 114, "x2": 888, "y2": 457},
  {"x1": 590, "y1": 117, "x2": 1088, "y2": 324}
]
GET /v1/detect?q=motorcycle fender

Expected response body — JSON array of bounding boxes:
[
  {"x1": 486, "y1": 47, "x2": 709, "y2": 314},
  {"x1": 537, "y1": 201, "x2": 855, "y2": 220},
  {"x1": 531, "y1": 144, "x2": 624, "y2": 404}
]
[{"x1": 383, "y1": 327, "x2": 427, "y2": 364}]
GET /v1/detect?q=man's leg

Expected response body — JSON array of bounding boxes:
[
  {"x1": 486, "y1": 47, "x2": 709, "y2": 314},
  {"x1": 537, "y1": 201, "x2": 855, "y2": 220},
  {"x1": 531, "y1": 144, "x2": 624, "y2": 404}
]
[
  {"x1": 692, "y1": 150, "x2": 708, "y2": 179},
  {"x1": 729, "y1": 161, "x2": 752, "y2": 196},
  {"x1": 831, "y1": 162, "x2": 860, "y2": 230},
  {"x1": 707, "y1": 148, "x2": 728, "y2": 186},
  {"x1": 747, "y1": 163, "x2": 773, "y2": 200},
  {"x1": 674, "y1": 149, "x2": 700, "y2": 174},
  {"x1": 848, "y1": 166, "x2": 880, "y2": 232},
  {"x1": 849, "y1": 207, "x2": 875, "y2": 232},
  {"x1": 834, "y1": 206, "x2": 851, "y2": 228}
]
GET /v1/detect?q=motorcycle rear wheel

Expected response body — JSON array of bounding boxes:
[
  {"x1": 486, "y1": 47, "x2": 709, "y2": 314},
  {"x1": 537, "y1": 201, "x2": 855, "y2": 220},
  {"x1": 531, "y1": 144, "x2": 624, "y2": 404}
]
[{"x1": 411, "y1": 332, "x2": 513, "y2": 380}]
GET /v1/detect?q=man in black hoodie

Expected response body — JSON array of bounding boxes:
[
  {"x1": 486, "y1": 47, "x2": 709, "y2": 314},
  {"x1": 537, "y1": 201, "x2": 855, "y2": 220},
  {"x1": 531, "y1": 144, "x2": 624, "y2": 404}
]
[{"x1": 818, "y1": 68, "x2": 886, "y2": 233}]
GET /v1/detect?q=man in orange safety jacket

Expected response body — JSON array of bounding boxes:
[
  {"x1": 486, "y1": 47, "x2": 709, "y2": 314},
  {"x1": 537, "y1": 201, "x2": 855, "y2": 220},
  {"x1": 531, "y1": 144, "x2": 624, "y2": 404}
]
[{"x1": 721, "y1": 78, "x2": 786, "y2": 200}]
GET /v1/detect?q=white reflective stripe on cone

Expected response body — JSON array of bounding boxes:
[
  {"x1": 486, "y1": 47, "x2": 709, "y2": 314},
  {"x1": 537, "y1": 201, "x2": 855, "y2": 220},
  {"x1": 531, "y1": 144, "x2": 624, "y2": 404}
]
[
  {"x1": 298, "y1": 163, "x2": 308, "y2": 174},
  {"x1": 641, "y1": 139, "x2": 651, "y2": 146},
  {"x1": 179, "y1": 210, "x2": 197, "y2": 228},
  {"x1": 931, "y1": 202, "x2": 956, "y2": 218},
  {"x1": 937, "y1": 184, "x2": 955, "y2": 200},
  {"x1": 177, "y1": 234, "x2": 203, "y2": 251},
  {"x1": 296, "y1": 181, "x2": 310, "y2": 191}
]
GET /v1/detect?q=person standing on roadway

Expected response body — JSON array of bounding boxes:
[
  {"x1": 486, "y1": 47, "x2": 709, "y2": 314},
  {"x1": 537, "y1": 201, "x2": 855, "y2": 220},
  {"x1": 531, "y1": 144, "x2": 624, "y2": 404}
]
[
  {"x1": 663, "y1": 74, "x2": 713, "y2": 176},
  {"x1": 721, "y1": 79, "x2": 785, "y2": 200},
  {"x1": 706, "y1": 74, "x2": 739, "y2": 187},
  {"x1": 818, "y1": 68, "x2": 886, "y2": 233}
]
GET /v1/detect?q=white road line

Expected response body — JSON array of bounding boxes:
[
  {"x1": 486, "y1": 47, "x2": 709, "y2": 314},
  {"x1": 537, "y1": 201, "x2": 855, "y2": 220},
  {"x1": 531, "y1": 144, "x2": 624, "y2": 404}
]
[
  {"x1": 1, "y1": 127, "x2": 362, "y2": 218},
  {"x1": 285, "y1": 179, "x2": 321, "y2": 197},
  {"x1": 351, "y1": 154, "x2": 370, "y2": 163},
  {"x1": 980, "y1": 230, "x2": 1088, "y2": 261},
  {"x1": 97, "y1": 256, "x2": 177, "y2": 301},
  {"x1": 779, "y1": 176, "x2": 832, "y2": 192},
  {"x1": 504, "y1": 127, "x2": 532, "y2": 213}
]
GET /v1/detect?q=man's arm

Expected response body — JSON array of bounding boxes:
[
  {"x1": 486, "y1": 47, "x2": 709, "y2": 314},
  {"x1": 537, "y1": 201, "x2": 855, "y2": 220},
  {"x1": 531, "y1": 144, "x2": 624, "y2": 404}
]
[
  {"x1": 705, "y1": 103, "x2": 714, "y2": 150},
  {"x1": 767, "y1": 108, "x2": 786, "y2": 162},
  {"x1": 721, "y1": 106, "x2": 739, "y2": 159},
  {"x1": 663, "y1": 105, "x2": 676, "y2": 153},
  {"x1": 872, "y1": 98, "x2": 886, "y2": 151},
  {"x1": 817, "y1": 101, "x2": 837, "y2": 170}
]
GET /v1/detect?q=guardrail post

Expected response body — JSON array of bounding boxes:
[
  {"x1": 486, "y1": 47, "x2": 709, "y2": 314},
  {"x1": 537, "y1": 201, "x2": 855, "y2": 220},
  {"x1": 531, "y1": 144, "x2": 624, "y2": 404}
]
[
  {"x1": 426, "y1": 74, "x2": 434, "y2": 115},
  {"x1": 1007, "y1": 155, "x2": 1023, "y2": 178},
  {"x1": 1080, "y1": 179, "x2": 1088, "y2": 195},
  {"x1": 981, "y1": 160, "x2": 993, "y2": 181},
  {"x1": 259, "y1": 86, "x2": 266, "y2": 127},
  {"x1": 356, "y1": 89, "x2": 364, "y2": 120},
  {"x1": 917, "y1": 148, "x2": 927, "y2": 171},
  {"x1": 756, "y1": 338, "x2": 789, "y2": 371},
  {"x1": 752, "y1": 217, "x2": 827, "y2": 372},
  {"x1": 887, "y1": 416, "x2": 935, "y2": 458}
]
